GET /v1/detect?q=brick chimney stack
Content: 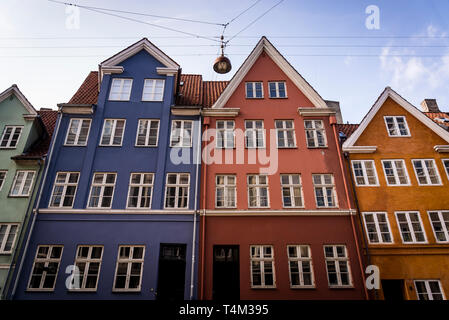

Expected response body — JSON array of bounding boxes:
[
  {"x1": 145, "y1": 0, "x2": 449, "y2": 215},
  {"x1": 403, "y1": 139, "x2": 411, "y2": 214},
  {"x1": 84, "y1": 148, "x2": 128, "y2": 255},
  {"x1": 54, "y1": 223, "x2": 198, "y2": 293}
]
[{"x1": 420, "y1": 99, "x2": 440, "y2": 112}]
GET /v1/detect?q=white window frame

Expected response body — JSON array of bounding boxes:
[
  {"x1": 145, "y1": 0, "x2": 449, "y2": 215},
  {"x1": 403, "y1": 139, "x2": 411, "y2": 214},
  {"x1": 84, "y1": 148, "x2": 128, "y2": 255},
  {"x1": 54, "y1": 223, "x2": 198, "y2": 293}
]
[
  {"x1": 27, "y1": 245, "x2": 64, "y2": 291},
  {"x1": 164, "y1": 173, "x2": 190, "y2": 209},
  {"x1": 87, "y1": 173, "x2": 117, "y2": 209},
  {"x1": 323, "y1": 245, "x2": 353, "y2": 288},
  {"x1": 142, "y1": 79, "x2": 165, "y2": 101},
  {"x1": 135, "y1": 119, "x2": 160, "y2": 147},
  {"x1": 381, "y1": 159, "x2": 411, "y2": 186},
  {"x1": 412, "y1": 159, "x2": 442, "y2": 186},
  {"x1": 304, "y1": 120, "x2": 327, "y2": 148},
  {"x1": 287, "y1": 245, "x2": 315, "y2": 288},
  {"x1": 215, "y1": 175, "x2": 237, "y2": 208},
  {"x1": 280, "y1": 174, "x2": 303, "y2": 208},
  {"x1": 0, "y1": 223, "x2": 19, "y2": 254},
  {"x1": 49, "y1": 172, "x2": 80, "y2": 208},
  {"x1": 312, "y1": 174, "x2": 338, "y2": 208},
  {"x1": 268, "y1": 81, "x2": 287, "y2": 98},
  {"x1": 275, "y1": 120, "x2": 296, "y2": 148},
  {"x1": 216, "y1": 120, "x2": 235, "y2": 149},
  {"x1": 245, "y1": 120, "x2": 265, "y2": 148},
  {"x1": 395, "y1": 211, "x2": 427, "y2": 244},
  {"x1": 109, "y1": 78, "x2": 133, "y2": 101},
  {"x1": 0, "y1": 125, "x2": 23, "y2": 149},
  {"x1": 245, "y1": 81, "x2": 263, "y2": 99},
  {"x1": 247, "y1": 175, "x2": 270, "y2": 208},
  {"x1": 0, "y1": 170, "x2": 7, "y2": 191},
  {"x1": 70, "y1": 245, "x2": 104, "y2": 292},
  {"x1": 427, "y1": 210, "x2": 449, "y2": 243},
  {"x1": 362, "y1": 212, "x2": 394, "y2": 244},
  {"x1": 9, "y1": 170, "x2": 36, "y2": 197},
  {"x1": 126, "y1": 173, "x2": 154, "y2": 209},
  {"x1": 64, "y1": 118, "x2": 91, "y2": 146},
  {"x1": 113, "y1": 245, "x2": 145, "y2": 292},
  {"x1": 384, "y1": 116, "x2": 411, "y2": 137},
  {"x1": 442, "y1": 159, "x2": 449, "y2": 182},
  {"x1": 351, "y1": 160, "x2": 379, "y2": 186},
  {"x1": 170, "y1": 120, "x2": 193, "y2": 148},
  {"x1": 99, "y1": 119, "x2": 126, "y2": 147},
  {"x1": 250, "y1": 245, "x2": 276, "y2": 288},
  {"x1": 414, "y1": 280, "x2": 446, "y2": 300}
]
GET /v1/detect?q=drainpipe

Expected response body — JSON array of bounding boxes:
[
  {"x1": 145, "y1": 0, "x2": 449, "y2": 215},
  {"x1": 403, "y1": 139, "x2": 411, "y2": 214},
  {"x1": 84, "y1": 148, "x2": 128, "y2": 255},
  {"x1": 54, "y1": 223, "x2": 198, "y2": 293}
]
[
  {"x1": 199, "y1": 118, "x2": 209, "y2": 300},
  {"x1": 190, "y1": 115, "x2": 201, "y2": 300},
  {"x1": 2, "y1": 159, "x2": 43, "y2": 299},
  {"x1": 330, "y1": 119, "x2": 369, "y2": 300},
  {"x1": 10, "y1": 111, "x2": 62, "y2": 299}
]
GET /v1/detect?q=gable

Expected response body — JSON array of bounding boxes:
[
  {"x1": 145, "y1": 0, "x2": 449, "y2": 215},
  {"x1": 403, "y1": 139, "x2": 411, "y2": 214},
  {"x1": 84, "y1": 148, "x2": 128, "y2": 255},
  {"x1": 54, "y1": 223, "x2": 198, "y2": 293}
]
[
  {"x1": 0, "y1": 85, "x2": 37, "y2": 116},
  {"x1": 342, "y1": 87, "x2": 449, "y2": 153},
  {"x1": 211, "y1": 37, "x2": 328, "y2": 109}
]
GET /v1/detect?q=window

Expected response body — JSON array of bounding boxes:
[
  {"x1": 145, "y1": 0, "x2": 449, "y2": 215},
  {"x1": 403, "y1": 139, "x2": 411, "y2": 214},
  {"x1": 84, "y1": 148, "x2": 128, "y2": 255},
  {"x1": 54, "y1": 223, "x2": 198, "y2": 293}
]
[
  {"x1": 381, "y1": 160, "x2": 410, "y2": 186},
  {"x1": 170, "y1": 120, "x2": 192, "y2": 147},
  {"x1": 384, "y1": 116, "x2": 410, "y2": 136},
  {"x1": 415, "y1": 280, "x2": 445, "y2": 300},
  {"x1": 113, "y1": 245, "x2": 145, "y2": 291},
  {"x1": 109, "y1": 78, "x2": 132, "y2": 101},
  {"x1": 428, "y1": 211, "x2": 449, "y2": 243},
  {"x1": 351, "y1": 160, "x2": 379, "y2": 186},
  {"x1": 268, "y1": 81, "x2": 287, "y2": 98},
  {"x1": 247, "y1": 175, "x2": 269, "y2": 208},
  {"x1": 87, "y1": 173, "x2": 116, "y2": 208},
  {"x1": 10, "y1": 170, "x2": 35, "y2": 197},
  {"x1": 0, "y1": 126, "x2": 22, "y2": 148},
  {"x1": 304, "y1": 120, "x2": 326, "y2": 148},
  {"x1": 72, "y1": 246, "x2": 103, "y2": 291},
  {"x1": 49, "y1": 172, "x2": 80, "y2": 208},
  {"x1": 395, "y1": 212, "x2": 427, "y2": 243},
  {"x1": 135, "y1": 119, "x2": 159, "y2": 147},
  {"x1": 245, "y1": 120, "x2": 265, "y2": 148},
  {"x1": 28, "y1": 245, "x2": 63, "y2": 291},
  {"x1": 412, "y1": 159, "x2": 441, "y2": 185},
  {"x1": 246, "y1": 82, "x2": 263, "y2": 98},
  {"x1": 127, "y1": 173, "x2": 154, "y2": 209},
  {"x1": 287, "y1": 245, "x2": 314, "y2": 288},
  {"x1": 0, "y1": 170, "x2": 6, "y2": 191},
  {"x1": 216, "y1": 120, "x2": 235, "y2": 148},
  {"x1": 250, "y1": 245, "x2": 275, "y2": 288},
  {"x1": 280, "y1": 174, "x2": 303, "y2": 207},
  {"x1": 164, "y1": 173, "x2": 189, "y2": 209},
  {"x1": 0, "y1": 224, "x2": 19, "y2": 254},
  {"x1": 216, "y1": 175, "x2": 236, "y2": 208},
  {"x1": 65, "y1": 119, "x2": 91, "y2": 146},
  {"x1": 312, "y1": 174, "x2": 337, "y2": 207},
  {"x1": 324, "y1": 245, "x2": 352, "y2": 287},
  {"x1": 443, "y1": 159, "x2": 449, "y2": 181},
  {"x1": 100, "y1": 119, "x2": 126, "y2": 146},
  {"x1": 275, "y1": 120, "x2": 296, "y2": 148},
  {"x1": 362, "y1": 212, "x2": 393, "y2": 244},
  {"x1": 142, "y1": 79, "x2": 165, "y2": 101}
]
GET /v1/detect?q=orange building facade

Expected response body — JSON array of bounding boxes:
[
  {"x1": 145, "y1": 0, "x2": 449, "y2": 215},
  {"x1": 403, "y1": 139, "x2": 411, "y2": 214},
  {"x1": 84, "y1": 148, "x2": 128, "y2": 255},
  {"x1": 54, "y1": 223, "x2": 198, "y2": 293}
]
[{"x1": 342, "y1": 88, "x2": 449, "y2": 300}]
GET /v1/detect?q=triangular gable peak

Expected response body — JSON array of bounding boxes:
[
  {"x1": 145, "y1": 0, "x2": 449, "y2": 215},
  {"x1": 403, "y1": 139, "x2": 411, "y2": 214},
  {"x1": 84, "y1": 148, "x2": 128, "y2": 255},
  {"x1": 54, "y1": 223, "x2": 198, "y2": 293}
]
[
  {"x1": 211, "y1": 36, "x2": 328, "y2": 109},
  {"x1": 99, "y1": 37, "x2": 180, "y2": 81},
  {"x1": 342, "y1": 87, "x2": 449, "y2": 153},
  {"x1": 0, "y1": 84, "x2": 37, "y2": 118}
]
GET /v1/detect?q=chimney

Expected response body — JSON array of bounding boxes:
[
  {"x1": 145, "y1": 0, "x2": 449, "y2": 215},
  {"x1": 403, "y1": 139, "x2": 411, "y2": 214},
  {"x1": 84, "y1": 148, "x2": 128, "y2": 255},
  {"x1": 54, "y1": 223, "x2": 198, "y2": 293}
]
[{"x1": 420, "y1": 99, "x2": 440, "y2": 113}]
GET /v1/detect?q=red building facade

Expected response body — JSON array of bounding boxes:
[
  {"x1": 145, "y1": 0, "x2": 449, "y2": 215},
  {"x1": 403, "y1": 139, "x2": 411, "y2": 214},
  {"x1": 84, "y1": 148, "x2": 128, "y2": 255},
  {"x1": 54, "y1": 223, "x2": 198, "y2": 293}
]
[{"x1": 198, "y1": 37, "x2": 367, "y2": 299}]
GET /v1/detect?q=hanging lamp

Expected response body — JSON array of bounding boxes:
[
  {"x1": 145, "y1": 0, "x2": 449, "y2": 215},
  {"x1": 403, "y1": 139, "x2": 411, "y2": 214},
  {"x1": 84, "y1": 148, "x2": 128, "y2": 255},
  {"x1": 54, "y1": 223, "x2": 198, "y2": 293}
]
[{"x1": 213, "y1": 36, "x2": 232, "y2": 74}]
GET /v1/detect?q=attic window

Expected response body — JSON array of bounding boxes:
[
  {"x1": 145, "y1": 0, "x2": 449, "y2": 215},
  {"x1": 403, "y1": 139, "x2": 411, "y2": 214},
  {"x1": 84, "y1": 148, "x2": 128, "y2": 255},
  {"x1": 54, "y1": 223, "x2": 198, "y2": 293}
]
[
  {"x1": 268, "y1": 81, "x2": 287, "y2": 98},
  {"x1": 109, "y1": 78, "x2": 132, "y2": 101},
  {"x1": 384, "y1": 116, "x2": 410, "y2": 137},
  {"x1": 0, "y1": 126, "x2": 23, "y2": 148}
]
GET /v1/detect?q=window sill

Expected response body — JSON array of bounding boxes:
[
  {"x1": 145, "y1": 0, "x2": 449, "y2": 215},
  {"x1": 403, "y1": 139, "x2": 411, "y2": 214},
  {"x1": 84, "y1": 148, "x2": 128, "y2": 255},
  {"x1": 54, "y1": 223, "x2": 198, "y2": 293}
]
[
  {"x1": 307, "y1": 146, "x2": 328, "y2": 149},
  {"x1": 290, "y1": 285, "x2": 316, "y2": 289},
  {"x1": 63, "y1": 144, "x2": 88, "y2": 147},
  {"x1": 328, "y1": 285, "x2": 354, "y2": 289},
  {"x1": 0, "y1": 147, "x2": 17, "y2": 149},
  {"x1": 8, "y1": 195, "x2": 30, "y2": 198},
  {"x1": 251, "y1": 286, "x2": 277, "y2": 289},
  {"x1": 68, "y1": 289, "x2": 98, "y2": 292},
  {"x1": 245, "y1": 97, "x2": 264, "y2": 99},
  {"x1": 134, "y1": 145, "x2": 158, "y2": 148},
  {"x1": 98, "y1": 145, "x2": 123, "y2": 147},
  {"x1": 26, "y1": 288, "x2": 55, "y2": 292},
  {"x1": 268, "y1": 97, "x2": 288, "y2": 99},
  {"x1": 277, "y1": 146, "x2": 297, "y2": 149},
  {"x1": 112, "y1": 289, "x2": 142, "y2": 293}
]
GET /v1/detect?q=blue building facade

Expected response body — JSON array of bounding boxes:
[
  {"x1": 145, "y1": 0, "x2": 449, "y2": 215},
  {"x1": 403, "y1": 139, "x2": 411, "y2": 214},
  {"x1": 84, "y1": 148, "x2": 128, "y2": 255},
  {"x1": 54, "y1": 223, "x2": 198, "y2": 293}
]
[{"x1": 11, "y1": 39, "x2": 201, "y2": 300}]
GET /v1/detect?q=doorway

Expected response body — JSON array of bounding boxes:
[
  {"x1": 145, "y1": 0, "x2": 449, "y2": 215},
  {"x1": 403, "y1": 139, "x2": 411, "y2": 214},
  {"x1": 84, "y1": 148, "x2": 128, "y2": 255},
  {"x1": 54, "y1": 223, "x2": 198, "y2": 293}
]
[
  {"x1": 381, "y1": 279, "x2": 405, "y2": 300},
  {"x1": 212, "y1": 245, "x2": 240, "y2": 300},
  {"x1": 156, "y1": 244, "x2": 186, "y2": 301}
]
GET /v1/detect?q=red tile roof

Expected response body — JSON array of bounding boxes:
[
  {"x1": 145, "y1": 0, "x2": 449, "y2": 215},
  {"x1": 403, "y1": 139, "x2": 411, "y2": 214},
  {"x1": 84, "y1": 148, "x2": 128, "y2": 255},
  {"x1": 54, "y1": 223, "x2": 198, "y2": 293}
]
[
  {"x1": 336, "y1": 124, "x2": 359, "y2": 138},
  {"x1": 176, "y1": 74, "x2": 203, "y2": 106},
  {"x1": 424, "y1": 112, "x2": 449, "y2": 131},
  {"x1": 68, "y1": 71, "x2": 99, "y2": 104},
  {"x1": 202, "y1": 81, "x2": 229, "y2": 108},
  {"x1": 12, "y1": 109, "x2": 58, "y2": 160}
]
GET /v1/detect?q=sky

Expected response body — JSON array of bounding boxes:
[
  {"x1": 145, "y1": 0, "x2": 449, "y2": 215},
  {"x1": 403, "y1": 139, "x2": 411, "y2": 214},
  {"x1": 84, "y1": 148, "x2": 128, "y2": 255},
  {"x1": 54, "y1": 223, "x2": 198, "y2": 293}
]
[{"x1": 1, "y1": 0, "x2": 449, "y2": 123}]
